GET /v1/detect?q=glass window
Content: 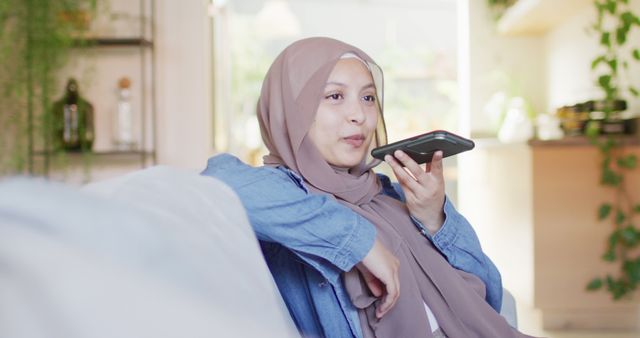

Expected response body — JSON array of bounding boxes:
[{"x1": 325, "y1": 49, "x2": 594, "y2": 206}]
[{"x1": 210, "y1": 0, "x2": 460, "y2": 201}]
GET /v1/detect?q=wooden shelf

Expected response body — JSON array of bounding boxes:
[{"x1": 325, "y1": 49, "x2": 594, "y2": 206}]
[
  {"x1": 33, "y1": 150, "x2": 154, "y2": 165},
  {"x1": 72, "y1": 37, "x2": 153, "y2": 47},
  {"x1": 34, "y1": 150, "x2": 152, "y2": 156},
  {"x1": 528, "y1": 135, "x2": 640, "y2": 147},
  {"x1": 26, "y1": 0, "x2": 157, "y2": 181},
  {"x1": 497, "y1": 0, "x2": 592, "y2": 36}
]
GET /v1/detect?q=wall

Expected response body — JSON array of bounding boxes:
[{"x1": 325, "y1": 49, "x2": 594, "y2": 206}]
[
  {"x1": 460, "y1": 0, "x2": 640, "y2": 328},
  {"x1": 467, "y1": 0, "x2": 546, "y2": 136},
  {"x1": 155, "y1": 0, "x2": 214, "y2": 169},
  {"x1": 457, "y1": 142, "x2": 534, "y2": 307},
  {"x1": 546, "y1": 1, "x2": 640, "y2": 112},
  {"x1": 458, "y1": 0, "x2": 541, "y2": 308},
  {"x1": 59, "y1": 0, "x2": 215, "y2": 171}
]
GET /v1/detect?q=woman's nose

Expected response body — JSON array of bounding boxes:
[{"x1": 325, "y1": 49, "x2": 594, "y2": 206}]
[{"x1": 347, "y1": 101, "x2": 366, "y2": 124}]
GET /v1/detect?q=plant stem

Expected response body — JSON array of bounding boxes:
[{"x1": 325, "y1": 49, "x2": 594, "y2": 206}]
[
  {"x1": 26, "y1": 0, "x2": 34, "y2": 175},
  {"x1": 41, "y1": 0, "x2": 50, "y2": 178}
]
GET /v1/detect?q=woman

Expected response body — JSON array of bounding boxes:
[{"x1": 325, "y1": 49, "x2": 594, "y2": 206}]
[{"x1": 202, "y1": 37, "x2": 533, "y2": 338}]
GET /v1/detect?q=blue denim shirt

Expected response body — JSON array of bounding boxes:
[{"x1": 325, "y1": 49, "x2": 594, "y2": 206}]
[{"x1": 202, "y1": 154, "x2": 502, "y2": 338}]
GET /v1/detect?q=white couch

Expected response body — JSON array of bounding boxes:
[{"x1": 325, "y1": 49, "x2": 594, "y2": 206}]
[
  {"x1": 0, "y1": 166, "x2": 299, "y2": 338},
  {"x1": 0, "y1": 166, "x2": 516, "y2": 338}
]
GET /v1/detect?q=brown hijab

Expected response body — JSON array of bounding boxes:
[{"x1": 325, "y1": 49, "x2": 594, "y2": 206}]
[{"x1": 257, "y1": 37, "x2": 534, "y2": 338}]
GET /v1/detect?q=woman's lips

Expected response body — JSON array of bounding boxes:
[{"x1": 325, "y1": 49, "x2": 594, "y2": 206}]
[{"x1": 343, "y1": 134, "x2": 365, "y2": 147}]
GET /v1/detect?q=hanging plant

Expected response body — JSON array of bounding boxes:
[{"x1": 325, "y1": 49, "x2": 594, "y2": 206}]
[
  {"x1": 0, "y1": 0, "x2": 97, "y2": 176},
  {"x1": 585, "y1": 0, "x2": 640, "y2": 300},
  {"x1": 486, "y1": 0, "x2": 518, "y2": 20}
]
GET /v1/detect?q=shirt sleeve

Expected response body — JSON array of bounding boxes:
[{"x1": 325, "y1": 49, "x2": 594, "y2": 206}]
[
  {"x1": 378, "y1": 174, "x2": 503, "y2": 312},
  {"x1": 201, "y1": 154, "x2": 376, "y2": 284}
]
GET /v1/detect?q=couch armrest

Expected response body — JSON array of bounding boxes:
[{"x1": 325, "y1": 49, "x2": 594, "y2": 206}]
[{"x1": 500, "y1": 288, "x2": 518, "y2": 328}]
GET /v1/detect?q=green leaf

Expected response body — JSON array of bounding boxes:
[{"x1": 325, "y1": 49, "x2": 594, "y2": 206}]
[
  {"x1": 596, "y1": 7, "x2": 605, "y2": 26},
  {"x1": 605, "y1": 274, "x2": 630, "y2": 300},
  {"x1": 622, "y1": 11, "x2": 635, "y2": 27},
  {"x1": 617, "y1": 154, "x2": 637, "y2": 169},
  {"x1": 599, "y1": 203, "x2": 612, "y2": 220},
  {"x1": 601, "y1": 167, "x2": 622, "y2": 186},
  {"x1": 603, "y1": 249, "x2": 616, "y2": 262},
  {"x1": 612, "y1": 283, "x2": 628, "y2": 299},
  {"x1": 624, "y1": 259, "x2": 640, "y2": 283},
  {"x1": 598, "y1": 75, "x2": 612, "y2": 89},
  {"x1": 587, "y1": 278, "x2": 603, "y2": 290},
  {"x1": 608, "y1": 59, "x2": 618, "y2": 72},
  {"x1": 630, "y1": 86, "x2": 640, "y2": 97},
  {"x1": 606, "y1": 275, "x2": 614, "y2": 286},
  {"x1": 595, "y1": 1, "x2": 605, "y2": 16},
  {"x1": 634, "y1": 204, "x2": 640, "y2": 213},
  {"x1": 601, "y1": 32, "x2": 611, "y2": 46},
  {"x1": 633, "y1": 49, "x2": 640, "y2": 60},
  {"x1": 592, "y1": 55, "x2": 607, "y2": 69},
  {"x1": 620, "y1": 226, "x2": 639, "y2": 246},
  {"x1": 605, "y1": 0, "x2": 617, "y2": 14},
  {"x1": 608, "y1": 230, "x2": 620, "y2": 249},
  {"x1": 616, "y1": 27, "x2": 627, "y2": 45},
  {"x1": 615, "y1": 210, "x2": 626, "y2": 225},
  {"x1": 628, "y1": 154, "x2": 638, "y2": 168}
]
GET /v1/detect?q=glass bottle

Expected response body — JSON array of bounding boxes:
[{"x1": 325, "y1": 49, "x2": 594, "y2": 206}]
[
  {"x1": 51, "y1": 78, "x2": 95, "y2": 152},
  {"x1": 113, "y1": 77, "x2": 136, "y2": 150}
]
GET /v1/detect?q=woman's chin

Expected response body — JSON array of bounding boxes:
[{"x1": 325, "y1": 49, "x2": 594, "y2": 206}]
[{"x1": 338, "y1": 155, "x2": 368, "y2": 169}]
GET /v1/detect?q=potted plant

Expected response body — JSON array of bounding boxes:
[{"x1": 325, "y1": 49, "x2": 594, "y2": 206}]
[
  {"x1": 0, "y1": 0, "x2": 97, "y2": 176},
  {"x1": 585, "y1": 0, "x2": 640, "y2": 300}
]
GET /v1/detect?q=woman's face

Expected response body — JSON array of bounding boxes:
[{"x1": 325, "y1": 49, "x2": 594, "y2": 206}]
[{"x1": 308, "y1": 58, "x2": 379, "y2": 169}]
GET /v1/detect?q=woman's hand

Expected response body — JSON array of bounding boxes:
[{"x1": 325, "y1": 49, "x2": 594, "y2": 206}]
[
  {"x1": 356, "y1": 238, "x2": 400, "y2": 319},
  {"x1": 385, "y1": 150, "x2": 446, "y2": 235}
]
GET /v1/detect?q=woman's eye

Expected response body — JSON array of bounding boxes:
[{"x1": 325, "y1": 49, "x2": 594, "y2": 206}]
[
  {"x1": 325, "y1": 93, "x2": 343, "y2": 100},
  {"x1": 363, "y1": 95, "x2": 376, "y2": 102}
]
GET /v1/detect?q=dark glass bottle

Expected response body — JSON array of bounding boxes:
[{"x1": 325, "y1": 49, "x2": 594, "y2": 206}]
[{"x1": 52, "y1": 78, "x2": 95, "y2": 152}]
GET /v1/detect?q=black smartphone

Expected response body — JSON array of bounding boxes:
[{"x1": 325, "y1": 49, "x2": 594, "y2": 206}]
[{"x1": 371, "y1": 130, "x2": 475, "y2": 164}]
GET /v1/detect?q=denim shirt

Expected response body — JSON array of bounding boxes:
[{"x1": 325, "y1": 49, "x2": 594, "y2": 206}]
[{"x1": 201, "y1": 154, "x2": 502, "y2": 338}]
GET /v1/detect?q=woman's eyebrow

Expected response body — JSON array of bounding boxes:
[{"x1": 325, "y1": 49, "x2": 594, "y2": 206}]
[
  {"x1": 361, "y1": 83, "x2": 375, "y2": 90},
  {"x1": 325, "y1": 81, "x2": 346, "y2": 87},
  {"x1": 324, "y1": 82, "x2": 375, "y2": 90}
]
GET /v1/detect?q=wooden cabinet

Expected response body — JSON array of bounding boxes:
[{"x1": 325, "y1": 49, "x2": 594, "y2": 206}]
[{"x1": 531, "y1": 138, "x2": 640, "y2": 330}]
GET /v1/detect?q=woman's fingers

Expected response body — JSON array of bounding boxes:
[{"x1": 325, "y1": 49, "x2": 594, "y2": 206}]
[
  {"x1": 360, "y1": 268, "x2": 383, "y2": 297},
  {"x1": 429, "y1": 151, "x2": 444, "y2": 176},
  {"x1": 392, "y1": 150, "x2": 424, "y2": 179},
  {"x1": 384, "y1": 154, "x2": 422, "y2": 192},
  {"x1": 388, "y1": 150, "x2": 444, "y2": 181},
  {"x1": 377, "y1": 267, "x2": 401, "y2": 318}
]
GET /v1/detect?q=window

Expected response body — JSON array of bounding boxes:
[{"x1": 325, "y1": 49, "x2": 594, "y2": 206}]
[{"x1": 210, "y1": 0, "x2": 461, "y2": 200}]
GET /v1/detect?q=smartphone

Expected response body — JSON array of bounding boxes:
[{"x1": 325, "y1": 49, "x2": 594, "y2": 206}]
[{"x1": 371, "y1": 130, "x2": 475, "y2": 164}]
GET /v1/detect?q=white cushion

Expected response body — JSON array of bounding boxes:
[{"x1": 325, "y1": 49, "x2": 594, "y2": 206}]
[{"x1": 0, "y1": 166, "x2": 299, "y2": 338}]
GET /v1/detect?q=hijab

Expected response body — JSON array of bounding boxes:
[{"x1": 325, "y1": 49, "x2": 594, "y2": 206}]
[{"x1": 257, "y1": 37, "x2": 534, "y2": 338}]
